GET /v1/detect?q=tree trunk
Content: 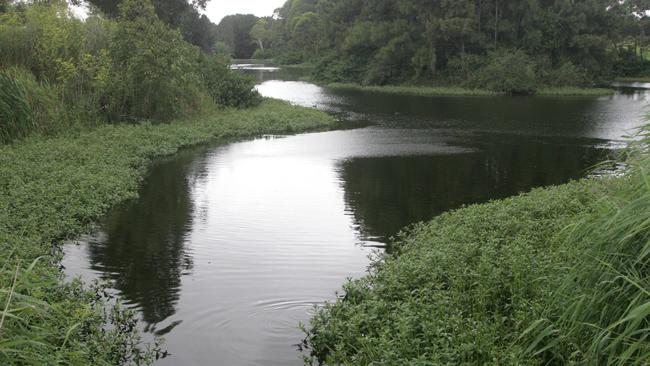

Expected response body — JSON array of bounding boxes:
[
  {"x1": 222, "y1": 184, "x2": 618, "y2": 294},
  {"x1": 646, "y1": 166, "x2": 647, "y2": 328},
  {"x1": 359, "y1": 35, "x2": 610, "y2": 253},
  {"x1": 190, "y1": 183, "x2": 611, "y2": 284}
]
[{"x1": 494, "y1": 0, "x2": 499, "y2": 47}]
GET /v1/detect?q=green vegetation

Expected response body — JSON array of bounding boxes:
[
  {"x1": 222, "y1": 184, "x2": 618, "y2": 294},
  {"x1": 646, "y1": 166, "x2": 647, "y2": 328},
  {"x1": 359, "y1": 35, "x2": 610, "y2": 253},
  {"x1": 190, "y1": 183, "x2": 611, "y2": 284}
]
[
  {"x1": 255, "y1": 0, "x2": 650, "y2": 94},
  {"x1": 615, "y1": 76, "x2": 650, "y2": 83},
  {"x1": 303, "y1": 180, "x2": 600, "y2": 364},
  {"x1": 303, "y1": 131, "x2": 650, "y2": 364},
  {"x1": 86, "y1": 0, "x2": 218, "y2": 53},
  {"x1": 0, "y1": 99, "x2": 335, "y2": 365},
  {"x1": 0, "y1": 1, "x2": 336, "y2": 363},
  {"x1": 0, "y1": 0, "x2": 259, "y2": 143},
  {"x1": 536, "y1": 87, "x2": 615, "y2": 96},
  {"x1": 327, "y1": 83, "x2": 614, "y2": 97},
  {"x1": 327, "y1": 83, "x2": 497, "y2": 97},
  {"x1": 216, "y1": 14, "x2": 260, "y2": 58}
]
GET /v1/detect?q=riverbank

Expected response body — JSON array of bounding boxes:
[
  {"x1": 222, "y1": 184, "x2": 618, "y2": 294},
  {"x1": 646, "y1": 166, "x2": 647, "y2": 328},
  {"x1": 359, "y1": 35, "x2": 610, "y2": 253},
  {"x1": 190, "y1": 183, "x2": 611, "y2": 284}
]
[
  {"x1": 0, "y1": 99, "x2": 335, "y2": 365},
  {"x1": 326, "y1": 82, "x2": 615, "y2": 97},
  {"x1": 615, "y1": 76, "x2": 650, "y2": 83},
  {"x1": 304, "y1": 129, "x2": 650, "y2": 364}
]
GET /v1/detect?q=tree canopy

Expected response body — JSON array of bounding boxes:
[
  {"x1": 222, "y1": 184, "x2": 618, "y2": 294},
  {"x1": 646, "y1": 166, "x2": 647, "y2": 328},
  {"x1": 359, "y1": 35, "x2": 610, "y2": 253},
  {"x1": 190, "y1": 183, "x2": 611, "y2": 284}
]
[
  {"x1": 215, "y1": 14, "x2": 259, "y2": 58},
  {"x1": 85, "y1": 0, "x2": 218, "y2": 52},
  {"x1": 260, "y1": 0, "x2": 650, "y2": 87}
]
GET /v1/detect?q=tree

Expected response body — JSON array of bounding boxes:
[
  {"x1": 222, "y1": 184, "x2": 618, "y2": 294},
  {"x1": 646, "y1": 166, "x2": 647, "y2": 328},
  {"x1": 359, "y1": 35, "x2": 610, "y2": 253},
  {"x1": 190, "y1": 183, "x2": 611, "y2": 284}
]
[
  {"x1": 250, "y1": 18, "x2": 272, "y2": 54},
  {"x1": 215, "y1": 14, "x2": 258, "y2": 58},
  {"x1": 85, "y1": 0, "x2": 216, "y2": 52},
  {"x1": 107, "y1": 0, "x2": 202, "y2": 120}
]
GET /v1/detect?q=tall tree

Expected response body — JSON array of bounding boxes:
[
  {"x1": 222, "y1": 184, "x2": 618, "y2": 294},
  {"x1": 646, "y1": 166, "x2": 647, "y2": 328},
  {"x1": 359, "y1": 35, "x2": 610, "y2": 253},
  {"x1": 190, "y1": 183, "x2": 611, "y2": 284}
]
[{"x1": 85, "y1": 0, "x2": 216, "y2": 52}]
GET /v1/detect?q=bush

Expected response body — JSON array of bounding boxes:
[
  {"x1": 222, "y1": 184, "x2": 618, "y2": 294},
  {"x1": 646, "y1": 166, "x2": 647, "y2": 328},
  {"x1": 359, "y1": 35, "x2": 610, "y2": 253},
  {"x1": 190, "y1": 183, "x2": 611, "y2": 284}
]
[
  {"x1": 252, "y1": 48, "x2": 273, "y2": 59},
  {"x1": 445, "y1": 53, "x2": 487, "y2": 86},
  {"x1": 105, "y1": 0, "x2": 204, "y2": 121},
  {"x1": 473, "y1": 49, "x2": 537, "y2": 95},
  {"x1": 199, "y1": 54, "x2": 261, "y2": 108},
  {"x1": 312, "y1": 52, "x2": 366, "y2": 83},
  {"x1": 541, "y1": 61, "x2": 589, "y2": 87},
  {"x1": 0, "y1": 0, "x2": 269, "y2": 138},
  {"x1": 613, "y1": 48, "x2": 650, "y2": 77}
]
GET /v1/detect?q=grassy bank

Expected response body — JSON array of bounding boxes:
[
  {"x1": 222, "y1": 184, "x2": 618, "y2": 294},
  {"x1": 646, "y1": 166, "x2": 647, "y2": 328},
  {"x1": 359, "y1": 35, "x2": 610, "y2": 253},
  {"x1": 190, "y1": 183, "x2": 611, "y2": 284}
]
[
  {"x1": 615, "y1": 76, "x2": 650, "y2": 83},
  {"x1": 326, "y1": 83, "x2": 614, "y2": 97},
  {"x1": 0, "y1": 99, "x2": 335, "y2": 365},
  {"x1": 326, "y1": 83, "x2": 497, "y2": 96},
  {"x1": 304, "y1": 129, "x2": 650, "y2": 365},
  {"x1": 536, "y1": 87, "x2": 615, "y2": 96}
]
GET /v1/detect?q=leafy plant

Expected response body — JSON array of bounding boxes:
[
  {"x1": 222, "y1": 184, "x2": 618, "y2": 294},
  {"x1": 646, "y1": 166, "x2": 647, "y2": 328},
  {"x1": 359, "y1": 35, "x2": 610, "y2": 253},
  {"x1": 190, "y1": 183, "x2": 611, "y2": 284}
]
[
  {"x1": 473, "y1": 50, "x2": 538, "y2": 95},
  {"x1": 199, "y1": 54, "x2": 261, "y2": 108}
]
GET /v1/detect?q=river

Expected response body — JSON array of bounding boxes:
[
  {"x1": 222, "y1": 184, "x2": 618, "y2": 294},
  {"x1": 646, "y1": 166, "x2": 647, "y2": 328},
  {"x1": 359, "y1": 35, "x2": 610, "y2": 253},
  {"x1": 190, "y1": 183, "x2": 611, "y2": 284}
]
[{"x1": 63, "y1": 62, "x2": 649, "y2": 365}]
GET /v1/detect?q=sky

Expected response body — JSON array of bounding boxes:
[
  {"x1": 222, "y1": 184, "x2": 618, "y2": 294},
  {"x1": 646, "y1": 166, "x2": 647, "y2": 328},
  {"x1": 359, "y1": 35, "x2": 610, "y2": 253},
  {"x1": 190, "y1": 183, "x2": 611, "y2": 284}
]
[
  {"x1": 70, "y1": 0, "x2": 287, "y2": 24},
  {"x1": 203, "y1": 0, "x2": 286, "y2": 24}
]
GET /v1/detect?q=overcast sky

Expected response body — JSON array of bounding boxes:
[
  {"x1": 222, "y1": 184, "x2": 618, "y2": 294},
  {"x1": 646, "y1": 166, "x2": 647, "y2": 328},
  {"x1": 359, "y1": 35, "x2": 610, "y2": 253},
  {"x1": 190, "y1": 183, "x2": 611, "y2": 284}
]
[
  {"x1": 203, "y1": 0, "x2": 286, "y2": 24},
  {"x1": 71, "y1": 1, "x2": 286, "y2": 24}
]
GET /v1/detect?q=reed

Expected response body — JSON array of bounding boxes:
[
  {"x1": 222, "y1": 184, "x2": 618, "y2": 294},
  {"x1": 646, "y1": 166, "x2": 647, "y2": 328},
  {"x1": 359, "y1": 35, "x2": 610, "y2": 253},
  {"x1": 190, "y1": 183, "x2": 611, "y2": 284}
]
[{"x1": 521, "y1": 126, "x2": 650, "y2": 365}]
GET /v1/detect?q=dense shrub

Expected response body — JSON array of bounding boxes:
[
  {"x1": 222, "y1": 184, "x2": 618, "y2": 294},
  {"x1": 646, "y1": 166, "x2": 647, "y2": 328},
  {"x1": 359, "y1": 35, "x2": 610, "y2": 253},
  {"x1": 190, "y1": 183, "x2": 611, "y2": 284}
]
[
  {"x1": 445, "y1": 53, "x2": 487, "y2": 86},
  {"x1": 106, "y1": 0, "x2": 204, "y2": 121},
  {"x1": 613, "y1": 48, "x2": 650, "y2": 77},
  {"x1": 0, "y1": 0, "x2": 267, "y2": 142},
  {"x1": 252, "y1": 48, "x2": 273, "y2": 59},
  {"x1": 540, "y1": 60, "x2": 589, "y2": 87},
  {"x1": 199, "y1": 54, "x2": 261, "y2": 108},
  {"x1": 472, "y1": 50, "x2": 537, "y2": 95},
  {"x1": 312, "y1": 52, "x2": 366, "y2": 83}
]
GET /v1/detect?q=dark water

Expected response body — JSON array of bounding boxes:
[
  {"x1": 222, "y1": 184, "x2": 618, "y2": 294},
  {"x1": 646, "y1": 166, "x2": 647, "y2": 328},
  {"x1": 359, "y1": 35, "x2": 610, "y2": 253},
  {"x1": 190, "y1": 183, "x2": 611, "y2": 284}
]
[{"x1": 63, "y1": 61, "x2": 648, "y2": 365}]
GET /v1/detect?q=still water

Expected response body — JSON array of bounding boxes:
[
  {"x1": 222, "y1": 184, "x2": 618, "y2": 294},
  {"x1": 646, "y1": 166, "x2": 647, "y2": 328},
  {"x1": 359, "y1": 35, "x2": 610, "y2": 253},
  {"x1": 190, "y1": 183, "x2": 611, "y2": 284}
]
[{"x1": 63, "y1": 62, "x2": 648, "y2": 365}]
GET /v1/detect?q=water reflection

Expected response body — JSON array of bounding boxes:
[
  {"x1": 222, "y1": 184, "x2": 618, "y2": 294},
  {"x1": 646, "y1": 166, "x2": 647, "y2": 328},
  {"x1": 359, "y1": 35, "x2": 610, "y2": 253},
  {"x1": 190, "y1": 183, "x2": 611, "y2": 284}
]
[
  {"x1": 338, "y1": 139, "x2": 607, "y2": 242},
  {"x1": 68, "y1": 148, "x2": 211, "y2": 327}
]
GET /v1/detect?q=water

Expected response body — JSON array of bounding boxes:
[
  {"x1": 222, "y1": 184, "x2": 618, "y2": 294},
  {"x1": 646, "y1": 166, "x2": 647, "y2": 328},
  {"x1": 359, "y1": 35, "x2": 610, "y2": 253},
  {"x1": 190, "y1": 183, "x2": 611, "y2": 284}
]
[{"x1": 63, "y1": 61, "x2": 649, "y2": 365}]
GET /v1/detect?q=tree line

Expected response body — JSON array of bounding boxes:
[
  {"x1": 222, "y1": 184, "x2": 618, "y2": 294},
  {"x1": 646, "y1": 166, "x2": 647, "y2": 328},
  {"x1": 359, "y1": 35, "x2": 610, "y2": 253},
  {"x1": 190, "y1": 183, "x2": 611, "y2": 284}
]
[{"x1": 249, "y1": 0, "x2": 650, "y2": 92}]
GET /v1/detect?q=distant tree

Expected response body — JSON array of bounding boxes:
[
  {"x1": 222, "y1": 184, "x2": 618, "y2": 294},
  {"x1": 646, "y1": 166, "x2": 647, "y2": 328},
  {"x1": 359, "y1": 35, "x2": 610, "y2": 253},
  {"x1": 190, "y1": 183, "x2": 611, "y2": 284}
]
[
  {"x1": 215, "y1": 14, "x2": 258, "y2": 58},
  {"x1": 266, "y1": 0, "x2": 650, "y2": 83},
  {"x1": 250, "y1": 18, "x2": 272, "y2": 53}
]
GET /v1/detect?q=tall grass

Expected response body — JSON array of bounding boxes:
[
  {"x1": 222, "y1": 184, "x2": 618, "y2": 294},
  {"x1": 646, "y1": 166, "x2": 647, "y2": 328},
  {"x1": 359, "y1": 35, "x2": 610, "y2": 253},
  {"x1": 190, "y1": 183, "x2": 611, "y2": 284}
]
[
  {"x1": 522, "y1": 126, "x2": 650, "y2": 365},
  {"x1": 0, "y1": 67, "x2": 78, "y2": 143},
  {"x1": 0, "y1": 68, "x2": 37, "y2": 143}
]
